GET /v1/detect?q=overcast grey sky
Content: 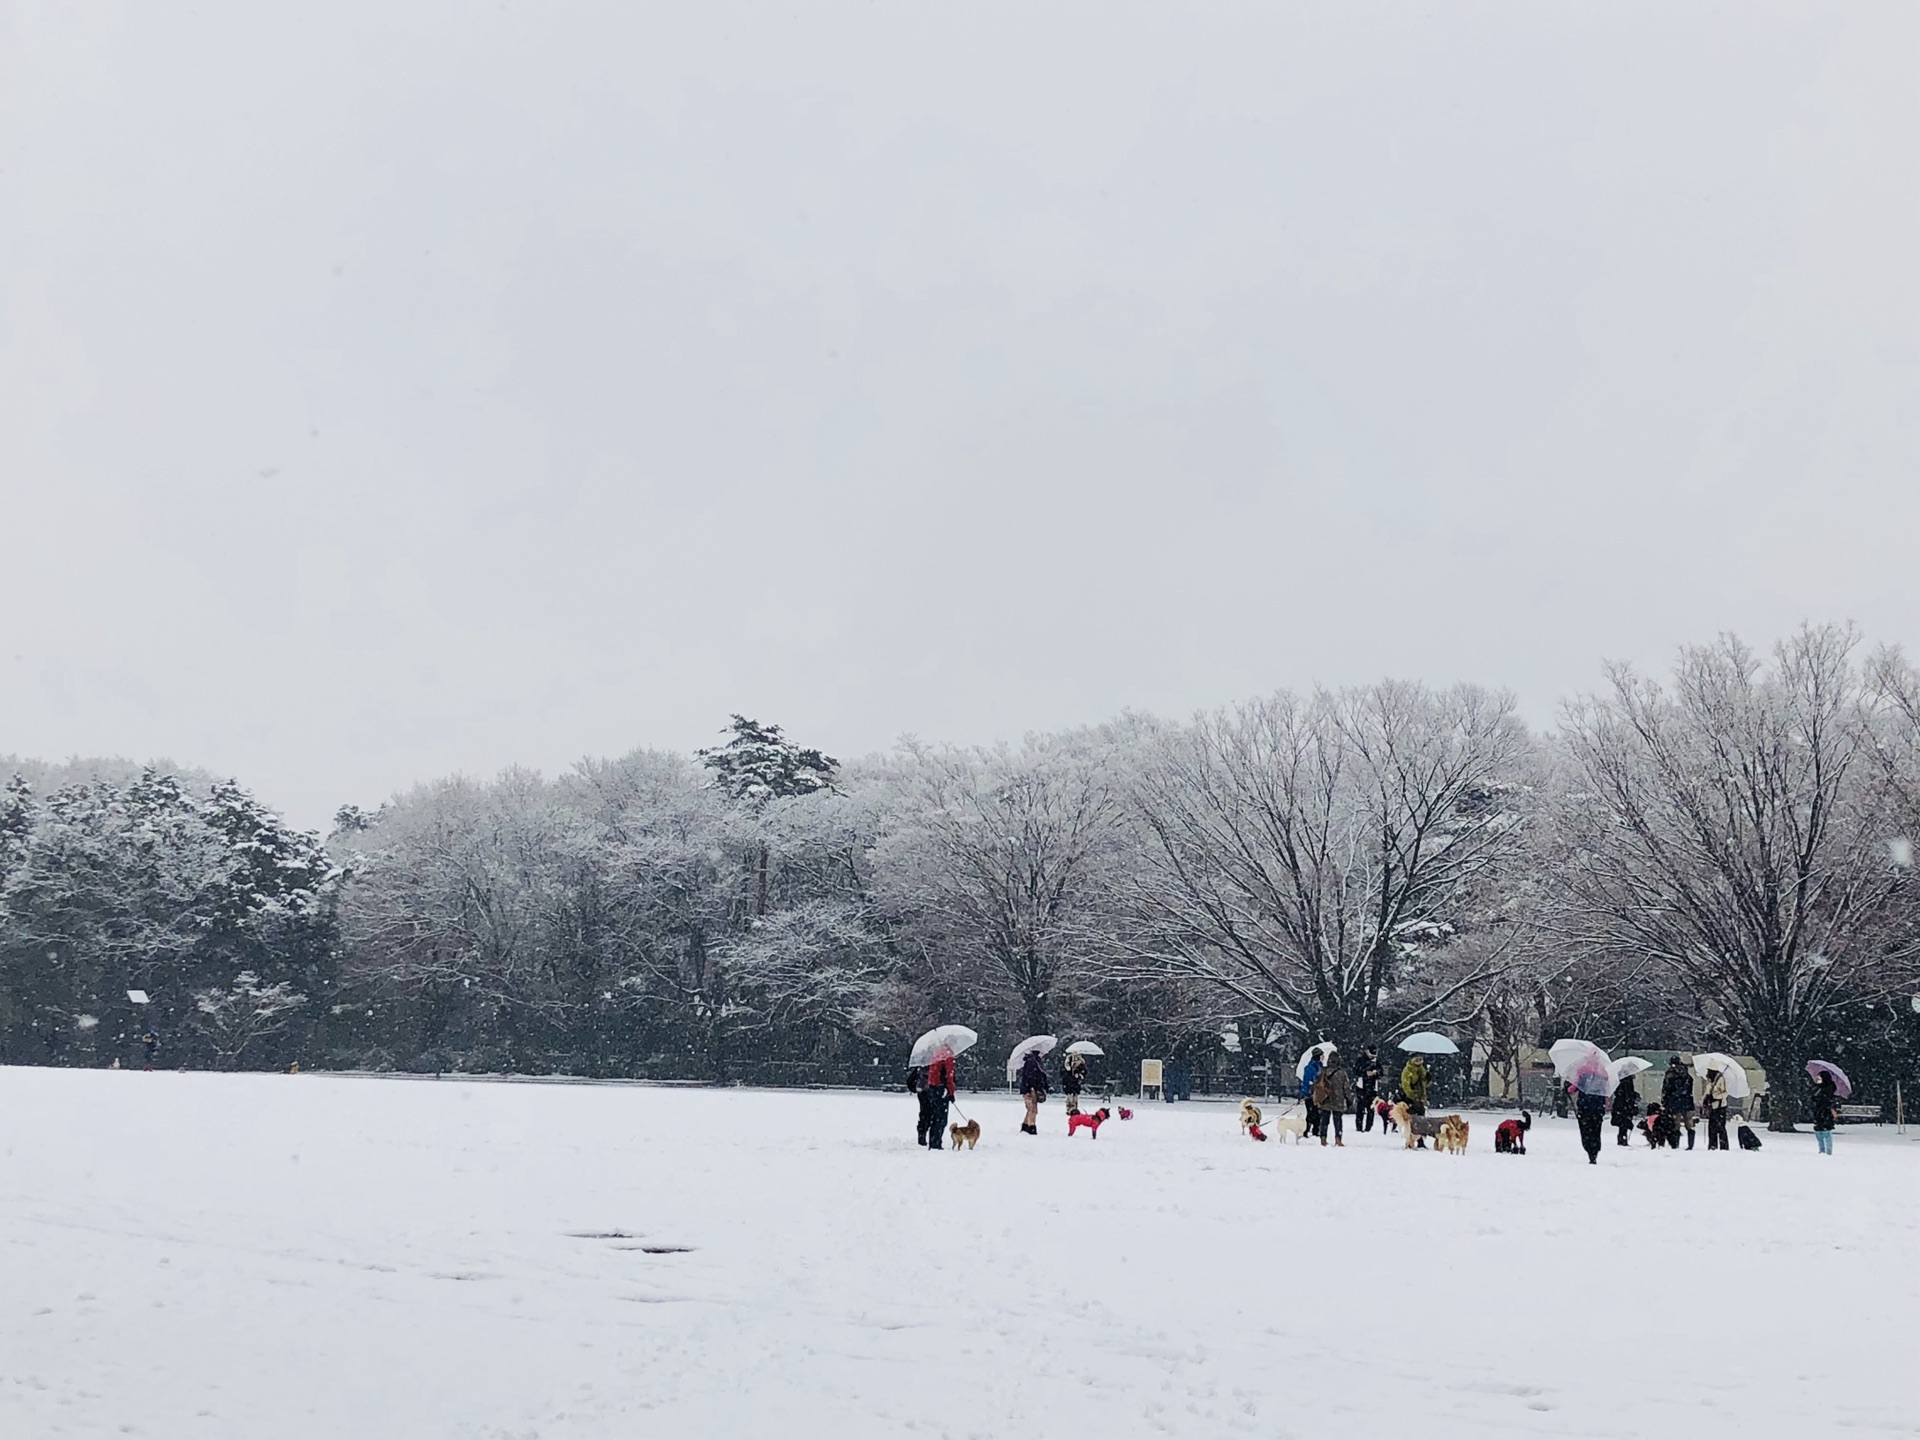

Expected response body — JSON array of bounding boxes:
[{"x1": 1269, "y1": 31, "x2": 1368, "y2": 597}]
[{"x1": 3, "y1": 1, "x2": 1915, "y2": 830}]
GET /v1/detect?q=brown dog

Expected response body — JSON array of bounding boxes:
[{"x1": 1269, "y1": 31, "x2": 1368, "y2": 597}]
[
  {"x1": 948, "y1": 1118, "x2": 982, "y2": 1151},
  {"x1": 1436, "y1": 1116, "x2": 1470, "y2": 1154}
]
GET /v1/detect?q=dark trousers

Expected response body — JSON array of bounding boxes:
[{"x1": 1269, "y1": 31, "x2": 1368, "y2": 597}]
[
  {"x1": 1706, "y1": 1108, "x2": 1729, "y2": 1151},
  {"x1": 1303, "y1": 1099, "x2": 1320, "y2": 1134},
  {"x1": 1355, "y1": 1095, "x2": 1375, "y2": 1132},
  {"x1": 915, "y1": 1090, "x2": 934, "y2": 1145},
  {"x1": 1316, "y1": 1109, "x2": 1343, "y2": 1141},
  {"x1": 1613, "y1": 1116, "x2": 1634, "y2": 1146},
  {"x1": 926, "y1": 1092, "x2": 951, "y2": 1149},
  {"x1": 1577, "y1": 1108, "x2": 1604, "y2": 1160}
]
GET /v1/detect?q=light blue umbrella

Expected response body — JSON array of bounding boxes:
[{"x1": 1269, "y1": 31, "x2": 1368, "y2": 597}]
[{"x1": 1397, "y1": 1031, "x2": 1460, "y2": 1055}]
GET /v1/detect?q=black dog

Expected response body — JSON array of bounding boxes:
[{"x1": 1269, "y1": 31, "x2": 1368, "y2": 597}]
[
  {"x1": 1736, "y1": 1121, "x2": 1763, "y2": 1150},
  {"x1": 1493, "y1": 1111, "x2": 1533, "y2": 1154},
  {"x1": 1639, "y1": 1102, "x2": 1681, "y2": 1149}
]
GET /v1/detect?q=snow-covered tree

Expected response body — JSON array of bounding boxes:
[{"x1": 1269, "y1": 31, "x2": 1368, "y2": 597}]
[
  {"x1": 1122, "y1": 682, "x2": 1534, "y2": 1056},
  {"x1": 1556, "y1": 626, "x2": 1912, "y2": 1127}
]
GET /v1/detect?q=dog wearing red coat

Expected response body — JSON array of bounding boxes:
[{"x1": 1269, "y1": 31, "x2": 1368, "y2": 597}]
[
  {"x1": 1494, "y1": 1111, "x2": 1532, "y2": 1155},
  {"x1": 1067, "y1": 1107, "x2": 1111, "y2": 1138},
  {"x1": 1374, "y1": 1097, "x2": 1399, "y2": 1133}
]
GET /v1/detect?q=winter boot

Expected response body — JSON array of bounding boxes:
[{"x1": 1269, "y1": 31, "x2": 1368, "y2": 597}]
[
  {"x1": 1687, "y1": 1129, "x2": 1695, "y2": 1150},
  {"x1": 1334, "y1": 1136, "x2": 1344, "y2": 1147}
]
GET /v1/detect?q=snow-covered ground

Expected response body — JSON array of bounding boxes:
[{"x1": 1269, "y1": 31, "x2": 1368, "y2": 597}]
[{"x1": 3, "y1": 1069, "x2": 1915, "y2": 1439}]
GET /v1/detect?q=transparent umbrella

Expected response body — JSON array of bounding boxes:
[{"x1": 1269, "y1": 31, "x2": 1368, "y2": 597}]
[
  {"x1": 1063, "y1": 1040, "x2": 1105, "y2": 1057},
  {"x1": 1550, "y1": 1038, "x2": 1615, "y2": 1097},
  {"x1": 1295, "y1": 1042, "x2": 1338, "y2": 1078},
  {"x1": 1611, "y1": 1056, "x2": 1654, "y2": 1085},
  {"x1": 1397, "y1": 1031, "x2": 1460, "y2": 1056},
  {"x1": 1691, "y1": 1052, "x2": 1752, "y2": 1099},
  {"x1": 908, "y1": 1025, "x2": 979, "y2": 1068},
  {"x1": 1006, "y1": 1035, "x2": 1058, "y2": 1079}
]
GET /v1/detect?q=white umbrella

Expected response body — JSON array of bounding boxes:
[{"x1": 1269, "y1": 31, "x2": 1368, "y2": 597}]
[
  {"x1": 1550, "y1": 1038, "x2": 1615, "y2": 1096},
  {"x1": 1611, "y1": 1056, "x2": 1654, "y2": 1084},
  {"x1": 1691, "y1": 1051, "x2": 1752, "y2": 1099},
  {"x1": 1397, "y1": 1031, "x2": 1460, "y2": 1055},
  {"x1": 1294, "y1": 1041, "x2": 1338, "y2": 1078},
  {"x1": 909, "y1": 1024, "x2": 979, "y2": 1067},
  {"x1": 1006, "y1": 1034, "x2": 1058, "y2": 1078},
  {"x1": 1063, "y1": 1040, "x2": 1105, "y2": 1057}
]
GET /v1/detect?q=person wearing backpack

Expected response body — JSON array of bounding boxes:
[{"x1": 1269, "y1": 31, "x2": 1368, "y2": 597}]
[{"x1": 1312, "y1": 1049, "x2": 1352, "y2": 1147}]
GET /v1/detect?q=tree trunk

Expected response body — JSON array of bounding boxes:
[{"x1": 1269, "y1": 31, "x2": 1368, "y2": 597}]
[{"x1": 1758, "y1": 1045, "x2": 1804, "y2": 1131}]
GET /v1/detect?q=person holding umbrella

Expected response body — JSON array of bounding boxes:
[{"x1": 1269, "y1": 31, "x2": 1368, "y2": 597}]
[
  {"x1": 1661, "y1": 1054, "x2": 1697, "y2": 1151},
  {"x1": 925, "y1": 1049, "x2": 956, "y2": 1150},
  {"x1": 1299, "y1": 1048, "x2": 1323, "y2": 1138},
  {"x1": 1061, "y1": 1049, "x2": 1086, "y2": 1117},
  {"x1": 1610, "y1": 1073, "x2": 1640, "y2": 1147},
  {"x1": 1400, "y1": 1053, "x2": 1431, "y2": 1145},
  {"x1": 1810, "y1": 1069, "x2": 1840, "y2": 1155},
  {"x1": 1701, "y1": 1066, "x2": 1731, "y2": 1151},
  {"x1": 1354, "y1": 1047, "x2": 1382, "y2": 1133},
  {"x1": 1312, "y1": 1048, "x2": 1351, "y2": 1147},
  {"x1": 1017, "y1": 1047, "x2": 1048, "y2": 1136},
  {"x1": 1575, "y1": 1083, "x2": 1608, "y2": 1164}
]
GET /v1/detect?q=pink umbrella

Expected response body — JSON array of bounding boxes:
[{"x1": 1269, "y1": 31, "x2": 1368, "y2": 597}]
[{"x1": 1805, "y1": 1059, "x2": 1852, "y2": 1099}]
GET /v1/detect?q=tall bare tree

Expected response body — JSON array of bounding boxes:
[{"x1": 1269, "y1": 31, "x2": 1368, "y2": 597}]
[
  {"x1": 1557, "y1": 626, "x2": 1911, "y2": 1127},
  {"x1": 872, "y1": 735, "x2": 1123, "y2": 1036},
  {"x1": 1124, "y1": 682, "x2": 1533, "y2": 1054}
]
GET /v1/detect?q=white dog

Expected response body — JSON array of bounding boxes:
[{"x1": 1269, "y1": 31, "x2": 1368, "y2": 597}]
[{"x1": 1268, "y1": 1114, "x2": 1311, "y2": 1143}]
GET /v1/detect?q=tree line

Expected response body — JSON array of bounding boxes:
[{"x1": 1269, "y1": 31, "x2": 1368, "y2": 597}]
[{"x1": 3, "y1": 625, "x2": 1917, "y2": 1126}]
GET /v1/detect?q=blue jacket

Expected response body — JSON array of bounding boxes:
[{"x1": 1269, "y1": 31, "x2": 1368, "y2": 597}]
[{"x1": 1299, "y1": 1055, "x2": 1322, "y2": 1099}]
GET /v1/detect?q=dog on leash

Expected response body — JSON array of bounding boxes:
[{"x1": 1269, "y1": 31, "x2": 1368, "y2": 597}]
[
  {"x1": 1736, "y1": 1119, "x2": 1763, "y2": 1150},
  {"x1": 1436, "y1": 1116, "x2": 1471, "y2": 1154},
  {"x1": 1239, "y1": 1098, "x2": 1264, "y2": 1135},
  {"x1": 1389, "y1": 1101, "x2": 1453, "y2": 1149},
  {"x1": 1494, "y1": 1112, "x2": 1532, "y2": 1155},
  {"x1": 948, "y1": 1118, "x2": 982, "y2": 1150},
  {"x1": 1268, "y1": 1113, "x2": 1311, "y2": 1143},
  {"x1": 1374, "y1": 1097, "x2": 1400, "y2": 1133},
  {"x1": 1067, "y1": 1107, "x2": 1111, "y2": 1138}
]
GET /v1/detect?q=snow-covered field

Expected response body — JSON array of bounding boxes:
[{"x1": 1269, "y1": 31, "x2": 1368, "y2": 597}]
[{"x1": 3, "y1": 1069, "x2": 1915, "y2": 1439}]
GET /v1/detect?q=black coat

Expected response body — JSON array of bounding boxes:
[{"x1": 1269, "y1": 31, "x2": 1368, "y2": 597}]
[
  {"x1": 1017, "y1": 1051, "x2": 1049, "y2": 1097},
  {"x1": 1611, "y1": 1085, "x2": 1639, "y2": 1124},
  {"x1": 1810, "y1": 1078, "x2": 1839, "y2": 1130},
  {"x1": 1661, "y1": 1065, "x2": 1696, "y2": 1115}
]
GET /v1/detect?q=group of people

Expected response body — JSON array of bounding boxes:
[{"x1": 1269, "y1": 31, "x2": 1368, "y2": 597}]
[
  {"x1": 908, "y1": 1045, "x2": 1098, "y2": 1148},
  {"x1": 1296, "y1": 1046, "x2": 1439, "y2": 1146},
  {"x1": 1580, "y1": 1054, "x2": 1844, "y2": 1162}
]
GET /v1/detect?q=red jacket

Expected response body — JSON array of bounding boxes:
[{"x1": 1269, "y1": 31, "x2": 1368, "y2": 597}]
[{"x1": 926, "y1": 1055, "x2": 955, "y2": 1097}]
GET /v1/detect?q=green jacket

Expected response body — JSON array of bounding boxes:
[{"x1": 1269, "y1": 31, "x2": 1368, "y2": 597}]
[{"x1": 1400, "y1": 1057, "x2": 1429, "y2": 1105}]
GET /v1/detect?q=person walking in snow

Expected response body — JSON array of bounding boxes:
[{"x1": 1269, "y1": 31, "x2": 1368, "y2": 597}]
[
  {"x1": 1017, "y1": 1047, "x2": 1048, "y2": 1136},
  {"x1": 1353, "y1": 1048, "x2": 1382, "y2": 1133},
  {"x1": 924, "y1": 1051, "x2": 956, "y2": 1150},
  {"x1": 1313, "y1": 1049, "x2": 1351, "y2": 1147},
  {"x1": 1702, "y1": 1066, "x2": 1731, "y2": 1151},
  {"x1": 1610, "y1": 1075, "x2": 1639, "y2": 1147},
  {"x1": 1575, "y1": 1085, "x2": 1607, "y2": 1164},
  {"x1": 1061, "y1": 1050, "x2": 1086, "y2": 1117},
  {"x1": 1300, "y1": 1050, "x2": 1323, "y2": 1137},
  {"x1": 1810, "y1": 1071, "x2": 1839, "y2": 1156},
  {"x1": 1661, "y1": 1055, "x2": 1698, "y2": 1151}
]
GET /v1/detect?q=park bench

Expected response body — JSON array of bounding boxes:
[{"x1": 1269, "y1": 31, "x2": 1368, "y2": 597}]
[{"x1": 1836, "y1": 1104, "x2": 1882, "y2": 1124}]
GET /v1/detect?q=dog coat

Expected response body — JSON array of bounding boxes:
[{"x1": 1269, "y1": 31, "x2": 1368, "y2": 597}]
[
  {"x1": 1247, "y1": 1121, "x2": 1268, "y2": 1142},
  {"x1": 1067, "y1": 1111, "x2": 1106, "y2": 1137}
]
